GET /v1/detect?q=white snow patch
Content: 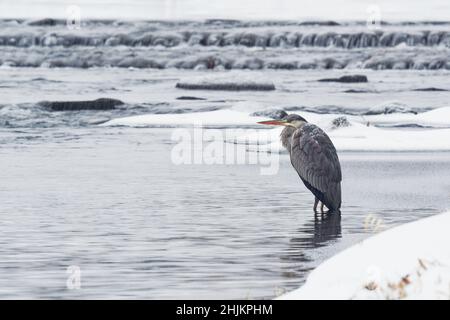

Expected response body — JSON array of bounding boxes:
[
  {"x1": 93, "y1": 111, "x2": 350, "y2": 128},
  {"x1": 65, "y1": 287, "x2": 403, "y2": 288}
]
[
  {"x1": 278, "y1": 211, "x2": 450, "y2": 300},
  {"x1": 330, "y1": 122, "x2": 450, "y2": 151},
  {"x1": 102, "y1": 105, "x2": 450, "y2": 151},
  {"x1": 364, "y1": 106, "x2": 450, "y2": 128},
  {"x1": 238, "y1": 108, "x2": 450, "y2": 152},
  {"x1": 101, "y1": 109, "x2": 267, "y2": 127},
  {"x1": 244, "y1": 123, "x2": 450, "y2": 152}
]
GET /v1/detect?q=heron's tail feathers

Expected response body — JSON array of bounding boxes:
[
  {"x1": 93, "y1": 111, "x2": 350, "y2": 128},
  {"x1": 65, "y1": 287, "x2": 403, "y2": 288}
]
[{"x1": 325, "y1": 182, "x2": 341, "y2": 212}]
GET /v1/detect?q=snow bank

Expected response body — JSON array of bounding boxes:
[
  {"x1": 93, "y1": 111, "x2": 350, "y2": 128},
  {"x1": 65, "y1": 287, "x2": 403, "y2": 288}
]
[
  {"x1": 102, "y1": 105, "x2": 450, "y2": 129},
  {"x1": 234, "y1": 108, "x2": 450, "y2": 152},
  {"x1": 328, "y1": 121, "x2": 450, "y2": 151},
  {"x1": 176, "y1": 73, "x2": 275, "y2": 91},
  {"x1": 245, "y1": 123, "x2": 450, "y2": 152},
  {"x1": 101, "y1": 109, "x2": 267, "y2": 127},
  {"x1": 364, "y1": 106, "x2": 450, "y2": 128},
  {"x1": 278, "y1": 212, "x2": 450, "y2": 300},
  {"x1": 102, "y1": 105, "x2": 450, "y2": 151}
]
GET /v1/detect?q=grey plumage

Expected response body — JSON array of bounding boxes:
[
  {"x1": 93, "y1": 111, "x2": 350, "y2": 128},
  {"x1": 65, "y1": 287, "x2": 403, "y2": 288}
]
[{"x1": 280, "y1": 115, "x2": 342, "y2": 213}]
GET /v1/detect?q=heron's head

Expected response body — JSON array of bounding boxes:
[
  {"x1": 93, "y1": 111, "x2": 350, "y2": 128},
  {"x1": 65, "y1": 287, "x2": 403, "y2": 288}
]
[{"x1": 257, "y1": 113, "x2": 307, "y2": 128}]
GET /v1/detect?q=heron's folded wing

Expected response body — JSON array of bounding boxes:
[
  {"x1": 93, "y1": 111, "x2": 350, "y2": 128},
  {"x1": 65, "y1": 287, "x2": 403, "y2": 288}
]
[{"x1": 290, "y1": 124, "x2": 342, "y2": 193}]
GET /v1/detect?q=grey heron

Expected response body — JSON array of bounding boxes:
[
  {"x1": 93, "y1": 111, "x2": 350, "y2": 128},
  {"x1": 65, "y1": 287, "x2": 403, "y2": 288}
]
[{"x1": 258, "y1": 114, "x2": 342, "y2": 214}]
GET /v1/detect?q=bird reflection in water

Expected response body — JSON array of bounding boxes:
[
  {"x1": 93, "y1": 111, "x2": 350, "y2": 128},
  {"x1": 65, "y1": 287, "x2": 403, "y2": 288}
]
[
  {"x1": 291, "y1": 213, "x2": 341, "y2": 252},
  {"x1": 280, "y1": 213, "x2": 342, "y2": 279}
]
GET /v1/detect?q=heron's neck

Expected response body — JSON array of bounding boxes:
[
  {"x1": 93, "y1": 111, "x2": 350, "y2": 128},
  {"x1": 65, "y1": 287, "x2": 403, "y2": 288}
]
[
  {"x1": 280, "y1": 122, "x2": 306, "y2": 151},
  {"x1": 280, "y1": 126, "x2": 296, "y2": 151}
]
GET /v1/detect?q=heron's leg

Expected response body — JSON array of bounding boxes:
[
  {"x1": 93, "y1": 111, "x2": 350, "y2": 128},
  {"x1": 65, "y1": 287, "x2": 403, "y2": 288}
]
[
  {"x1": 313, "y1": 198, "x2": 319, "y2": 214},
  {"x1": 320, "y1": 202, "x2": 329, "y2": 214},
  {"x1": 320, "y1": 202, "x2": 330, "y2": 214}
]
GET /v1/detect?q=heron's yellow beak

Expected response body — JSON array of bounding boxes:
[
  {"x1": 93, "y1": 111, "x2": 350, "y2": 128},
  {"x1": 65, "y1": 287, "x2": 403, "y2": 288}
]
[{"x1": 257, "y1": 119, "x2": 289, "y2": 126}]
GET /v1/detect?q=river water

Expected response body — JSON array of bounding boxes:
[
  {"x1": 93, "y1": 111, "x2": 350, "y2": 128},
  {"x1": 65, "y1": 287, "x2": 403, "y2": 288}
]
[
  {"x1": 0, "y1": 17, "x2": 450, "y2": 298},
  {"x1": 0, "y1": 125, "x2": 449, "y2": 298}
]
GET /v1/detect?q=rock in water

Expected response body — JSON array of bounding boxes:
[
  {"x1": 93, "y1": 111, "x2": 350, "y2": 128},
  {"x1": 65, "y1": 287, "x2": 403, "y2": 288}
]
[
  {"x1": 176, "y1": 96, "x2": 207, "y2": 100},
  {"x1": 364, "y1": 101, "x2": 417, "y2": 115},
  {"x1": 27, "y1": 18, "x2": 62, "y2": 26},
  {"x1": 318, "y1": 75, "x2": 368, "y2": 83},
  {"x1": 300, "y1": 20, "x2": 340, "y2": 26},
  {"x1": 343, "y1": 89, "x2": 373, "y2": 93},
  {"x1": 39, "y1": 98, "x2": 124, "y2": 111},
  {"x1": 413, "y1": 87, "x2": 449, "y2": 92},
  {"x1": 176, "y1": 82, "x2": 275, "y2": 91},
  {"x1": 332, "y1": 116, "x2": 351, "y2": 128},
  {"x1": 176, "y1": 73, "x2": 276, "y2": 91},
  {"x1": 251, "y1": 109, "x2": 288, "y2": 120}
]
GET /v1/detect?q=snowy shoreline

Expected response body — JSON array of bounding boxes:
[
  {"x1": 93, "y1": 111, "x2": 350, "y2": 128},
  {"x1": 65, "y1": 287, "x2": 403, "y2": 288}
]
[{"x1": 278, "y1": 211, "x2": 450, "y2": 300}]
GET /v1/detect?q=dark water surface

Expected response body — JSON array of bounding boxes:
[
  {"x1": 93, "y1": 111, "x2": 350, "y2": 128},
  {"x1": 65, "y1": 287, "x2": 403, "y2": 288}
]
[{"x1": 0, "y1": 127, "x2": 448, "y2": 299}]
